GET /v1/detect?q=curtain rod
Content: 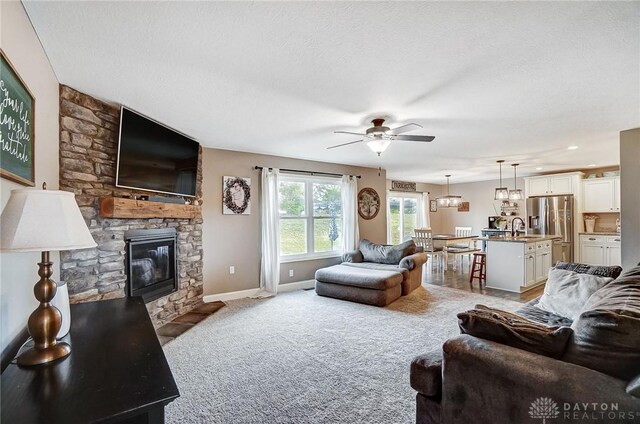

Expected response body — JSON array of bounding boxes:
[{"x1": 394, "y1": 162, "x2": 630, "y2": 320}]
[
  {"x1": 254, "y1": 166, "x2": 361, "y2": 179},
  {"x1": 389, "y1": 189, "x2": 430, "y2": 194}
]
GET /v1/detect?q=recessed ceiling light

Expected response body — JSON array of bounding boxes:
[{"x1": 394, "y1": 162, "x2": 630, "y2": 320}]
[
  {"x1": 536, "y1": 167, "x2": 543, "y2": 170},
  {"x1": 568, "y1": 145, "x2": 579, "y2": 150},
  {"x1": 588, "y1": 164, "x2": 596, "y2": 167}
]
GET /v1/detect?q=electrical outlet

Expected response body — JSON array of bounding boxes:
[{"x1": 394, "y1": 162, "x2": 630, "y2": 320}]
[
  {"x1": 229, "y1": 266, "x2": 235, "y2": 275},
  {"x1": 289, "y1": 269, "x2": 294, "y2": 277}
]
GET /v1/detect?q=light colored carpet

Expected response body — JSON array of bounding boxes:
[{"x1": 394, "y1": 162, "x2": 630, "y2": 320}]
[{"x1": 163, "y1": 285, "x2": 521, "y2": 424}]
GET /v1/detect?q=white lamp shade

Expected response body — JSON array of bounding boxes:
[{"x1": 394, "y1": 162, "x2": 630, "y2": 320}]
[
  {"x1": 366, "y1": 139, "x2": 391, "y2": 154},
  {"x1": 1, "y1": 189, "x2": 96, "y2": 252}
]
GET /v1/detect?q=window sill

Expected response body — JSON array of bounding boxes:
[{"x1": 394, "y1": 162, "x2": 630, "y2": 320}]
[{"x1": 279, "y1": 253, "x2": 341, "y2": 264}]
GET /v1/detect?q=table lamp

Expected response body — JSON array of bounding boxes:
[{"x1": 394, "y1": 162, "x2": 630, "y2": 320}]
[{"x1": 0, "y1": 184, "x2": 96, "y2": 366}]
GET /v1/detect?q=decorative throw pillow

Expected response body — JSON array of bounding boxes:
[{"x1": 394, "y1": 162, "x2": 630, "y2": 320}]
[
  {"x1": 555, "y1": 261, "x2": 623, "y2": 279},
  {"x1": 359, "y1": 239, "x2": 416, "y2": 265},
  {"x1": 457, "y1": 305, "x2": 573, "y2": 359},
  {"x1": 536, "y1": 268, "x2": 613, "y2": 320},
  {"x1": 562, "y1": 274, "x2": 640, "y2": 381}
]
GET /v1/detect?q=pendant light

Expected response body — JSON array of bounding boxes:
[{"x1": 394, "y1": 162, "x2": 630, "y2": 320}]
[
  {"x1": 437, "y1": 175, "x2": 463, "y2": 208},
  {"x1": 494, "y1": 160, "x2": 509, "y2": 200},
  {"x1": 509, "y1": 163, "x2": 524, "y2": 200}
]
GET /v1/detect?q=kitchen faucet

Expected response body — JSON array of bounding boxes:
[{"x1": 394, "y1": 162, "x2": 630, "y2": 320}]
[{"x1": 511, "y1": 217, "x2": 526, "y2": 237}]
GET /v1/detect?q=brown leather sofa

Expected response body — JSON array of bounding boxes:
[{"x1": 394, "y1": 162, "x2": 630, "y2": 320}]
[{"x1": 410, "y1": 264, "x2": 640, "y2": 424}]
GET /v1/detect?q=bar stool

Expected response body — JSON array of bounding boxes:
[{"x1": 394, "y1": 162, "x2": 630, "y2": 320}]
[{"x1": 469, "y1": 252, "x2": 486, "y2": 287}]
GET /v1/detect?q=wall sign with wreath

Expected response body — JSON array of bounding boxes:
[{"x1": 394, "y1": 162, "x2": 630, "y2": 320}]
[
  {"x1": 357, "y1": 187, "x2": 380, "y2": 220},
  {"x1": 223, "y1": 176, "x2": 251, "y2": 215}
]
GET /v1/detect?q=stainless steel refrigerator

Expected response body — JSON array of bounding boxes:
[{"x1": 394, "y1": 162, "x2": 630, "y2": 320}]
[{"x1": 526, "y1": 195, "x2": 574, "y2": 263}]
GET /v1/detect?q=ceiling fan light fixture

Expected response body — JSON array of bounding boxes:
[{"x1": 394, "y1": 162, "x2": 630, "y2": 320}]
[{"x1": 366, "y1": 139, "x2": 391, "y2": 154}]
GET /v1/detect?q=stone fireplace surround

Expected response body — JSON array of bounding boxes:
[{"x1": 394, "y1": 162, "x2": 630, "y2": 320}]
[{"x1": 58, "y1": 85, "x2": 204, "y2": 326}]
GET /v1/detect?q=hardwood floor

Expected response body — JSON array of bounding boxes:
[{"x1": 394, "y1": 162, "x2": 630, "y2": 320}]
[{"x1": 423, "y1": 266, "x2": 544, "y2": 303}]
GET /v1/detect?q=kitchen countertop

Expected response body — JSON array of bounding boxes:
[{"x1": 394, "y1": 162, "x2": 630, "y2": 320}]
[
  {"x1": 579, "y1": 232, "x2": 621, "y2": 236},
  {"x1": 478, "y1": 235, "x2": 561, "y2": 243}
]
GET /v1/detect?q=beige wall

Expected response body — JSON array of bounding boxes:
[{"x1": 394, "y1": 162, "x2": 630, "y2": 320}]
[
  {"x1": 620, "y1": 128, "x2": 640, "y2": 269},
  {"x1": 0, "y1": 1, "x2": 60, "y2": 351},
  {"x1": 201, "y1": 148, "x2": 387, "y2": 295},
  {"x1": 439, "y1": 178, "x2": 525, "y2": 235}
]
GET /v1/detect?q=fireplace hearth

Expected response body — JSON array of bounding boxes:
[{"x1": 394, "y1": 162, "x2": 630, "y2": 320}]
[{"x1": 125, "y1": 228, "x2": 178, "y2": 303}]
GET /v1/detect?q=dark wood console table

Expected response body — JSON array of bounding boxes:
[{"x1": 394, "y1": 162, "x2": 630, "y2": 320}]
[{"x1": 1, "y1": 297, "x2": 179, "y2": 423}]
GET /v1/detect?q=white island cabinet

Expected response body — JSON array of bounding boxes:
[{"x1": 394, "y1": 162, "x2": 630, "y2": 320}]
[{"x1": 485, "y1": 237, "x2": 554, "y2": 292}]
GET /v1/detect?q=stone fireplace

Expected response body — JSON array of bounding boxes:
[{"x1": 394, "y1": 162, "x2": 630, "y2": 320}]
[{"x1": 58, "y1": 85, "x2": 204, "y2": 326}]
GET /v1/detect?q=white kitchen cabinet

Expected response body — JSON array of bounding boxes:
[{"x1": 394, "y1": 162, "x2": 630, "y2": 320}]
[
  {"x1": 582, "y1": 177, "x2": 620, "y2": 212},
  {"x1": 525, "y1": 173, "x2": 581, "y2": 196},
  {"x1": 549, "y1": 175, "x2": 573, "y2": 195},
  {"x1": 605, "y1": 236, "x2": 622, "y2": 266},
  {"x1": 486, "y1": 239, "x2": 553, "y2": 292},
  {"x1": 579, "y1": 234, "x2": 621, "y2": 266},
  {"x1": 525, "y1": 254, "x2": 536, "y2": 286},
  {"x1": 528, "y1": 178, "x2": 550, "y2": 196},
  {"x1": 614, "y1": 178, "x2": 621, "y2": 211}
]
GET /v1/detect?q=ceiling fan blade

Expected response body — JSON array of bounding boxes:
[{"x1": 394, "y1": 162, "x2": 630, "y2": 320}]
[
  {"x1": 392, "y1": 134, "x2": 435, "y2": 142},
  {"x1": 390, "y1": 123, "x2": 423, "y2": 134},
  {"x1": 326, "y1": 140, "x2": 364, "y2": 150},
  {"x1": 334, "y1": 131, "x2": 368, "y2": 137}
]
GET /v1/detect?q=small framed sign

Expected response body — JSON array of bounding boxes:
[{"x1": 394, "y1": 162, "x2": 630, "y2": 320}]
[
  {"x1": 0, "y1": 50, "x2": 35, "y2": 186},
  {"x1": 391, "y1": 180, "x2": 416, "y2": 192},
  {"x1": 458, "y1": 202, "x2": 470, "y2": 212}
]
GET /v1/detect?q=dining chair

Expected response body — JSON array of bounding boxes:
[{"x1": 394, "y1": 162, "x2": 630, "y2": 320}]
[
  {"x1": 413, "y1": 228, "x2": 444, "y2": 272},
  {"x1": 446, "y1": 226, "x2": 479, "y2": 271}
]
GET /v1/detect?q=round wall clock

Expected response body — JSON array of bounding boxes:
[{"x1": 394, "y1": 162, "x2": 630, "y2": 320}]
[{"x1": 357, "y1": 187, "x2": 380, "y2": 220}]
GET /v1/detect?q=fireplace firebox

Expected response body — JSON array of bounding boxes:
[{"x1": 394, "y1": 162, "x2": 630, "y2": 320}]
[{"x1": 124, "y1": 228, "x2": 178, "y2": 303}]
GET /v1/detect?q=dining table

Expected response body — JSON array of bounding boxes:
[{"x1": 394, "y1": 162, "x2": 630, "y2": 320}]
[{"x1": 431, "y1": 234, "x2": 480, "y2": 271}]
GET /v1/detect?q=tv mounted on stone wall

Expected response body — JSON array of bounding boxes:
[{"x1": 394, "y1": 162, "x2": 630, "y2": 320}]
[{"x1": 116, "y1": 107, "x2": 199, "y2": 197}]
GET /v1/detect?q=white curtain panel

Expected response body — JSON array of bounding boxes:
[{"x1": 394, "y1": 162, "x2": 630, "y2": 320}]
[
  {"x1": 256, "y1": 167, "x2": 280, "y2": 297},
  {"x1": 420, "y1": 192, "x2": 431, "y2": 229},
  {"x1": 341, "y1": 175, "x2": 360, "y2": 253}
]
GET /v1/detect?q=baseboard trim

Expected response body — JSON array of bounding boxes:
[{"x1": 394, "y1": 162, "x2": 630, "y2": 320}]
[
  {"x1": 279, "y1": 279, "x2": 315, "y2": 292},
  {"x1": 203, "y1": 280, "x2": 315, "y2": 303}
]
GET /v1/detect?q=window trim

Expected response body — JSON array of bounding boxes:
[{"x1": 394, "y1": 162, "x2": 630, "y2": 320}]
[{"x1": 279, "y1": 174, "x2": 342, "y2": 261}]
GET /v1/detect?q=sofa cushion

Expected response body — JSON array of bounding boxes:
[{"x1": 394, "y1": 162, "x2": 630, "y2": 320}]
[
  {"x1": 457, "y1": 305, "x2": 573, "y2": 359},
  {"x1": 314, "y1": 264, "x2": 403, "y2": 290},
  {"x1": 517, "y1": 298, "x2": 574, "y2": 327},
  {"x1": 340, "y1": 262, "x2": 410, "y2": 280},
  {"x1": 359, "y1": 239, "x2": 416, "y2": 265},
  {"x1": 342, "y1": 250, "x2": 363, "y2": 263},
  {"x1": 410, "y1": 349, "x2": 443, "y2": 397},
  {"x1": 562, "y1": 268, "x2": 640, "y2": 381},
  {"x1": 555, "y1": 261, "x2": 623, "y2": 279},
  {"x1": 536, "y1": 268, "x2": 613, "y2": 320}
]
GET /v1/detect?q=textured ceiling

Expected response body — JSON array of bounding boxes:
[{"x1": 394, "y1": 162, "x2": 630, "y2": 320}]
[{"x1": 23, "y1": 1, "x2": 640, "y2": 183}]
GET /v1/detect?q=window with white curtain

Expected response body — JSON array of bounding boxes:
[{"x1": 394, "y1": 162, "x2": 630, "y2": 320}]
[
  {"x1": 387, "y1": 191, "x2": 424, "y2": 244},
  {"x1": 279, "y1": 175, "x2": 343, "y2": 261}
]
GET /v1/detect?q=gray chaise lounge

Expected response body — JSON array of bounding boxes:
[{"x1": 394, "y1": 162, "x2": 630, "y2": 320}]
[{"x1": 315, "y1": 239, "x2": 427, "y2": 306}]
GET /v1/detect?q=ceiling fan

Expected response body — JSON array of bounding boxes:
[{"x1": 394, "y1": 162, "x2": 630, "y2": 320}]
[{"x1": 328, "y1": 118, "x2": 435, "y2": 155}]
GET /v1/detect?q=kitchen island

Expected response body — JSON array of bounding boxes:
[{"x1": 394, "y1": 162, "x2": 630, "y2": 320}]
[{"x1": 484, "y1": 235, "x2": 560, "y2": 292}]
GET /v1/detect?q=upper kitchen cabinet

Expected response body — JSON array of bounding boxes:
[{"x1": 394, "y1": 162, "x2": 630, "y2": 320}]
[
  {"x1": 582, "y1": 176, "x2": 620, "y2": 212},
  {"x1": 524, "y1": 172, "x2": 583, "y2": 197}
]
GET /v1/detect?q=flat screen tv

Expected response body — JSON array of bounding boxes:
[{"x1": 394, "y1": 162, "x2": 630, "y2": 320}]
[{"x1": 116, "y1": 107, "x2": 199, "y2": 197}]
